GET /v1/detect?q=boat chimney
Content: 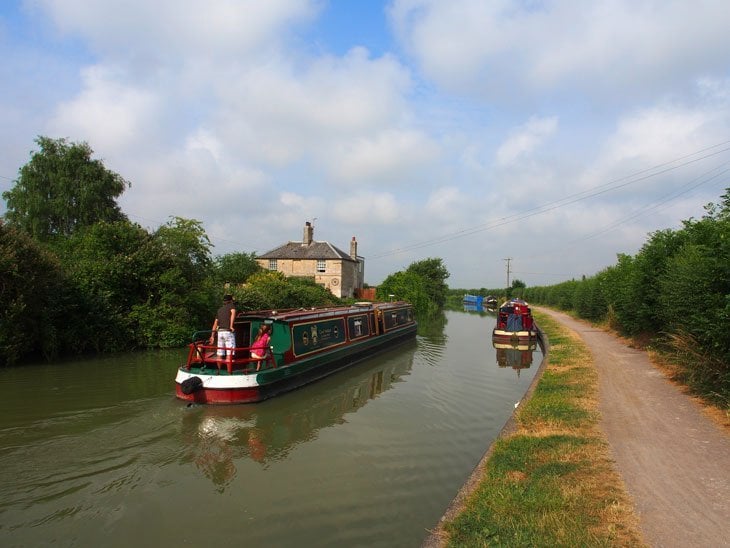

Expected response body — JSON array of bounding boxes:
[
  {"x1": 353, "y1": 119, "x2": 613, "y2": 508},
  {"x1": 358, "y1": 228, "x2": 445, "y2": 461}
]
[
  {"x1": 303, "y1": 222, "x2": 314, "y2": 246},
  {"x1": 350, "y1": 236, "x2": 357, "y2": 259}
]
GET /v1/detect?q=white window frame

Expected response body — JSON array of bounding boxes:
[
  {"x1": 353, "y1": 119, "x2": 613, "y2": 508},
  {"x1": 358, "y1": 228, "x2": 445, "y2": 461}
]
[
  {"x1": 268, "y1": 259, "x2": 277, "y2": 271},
  {"x1": 316, "y1": 259, "x2": 326, "y2": 273}
]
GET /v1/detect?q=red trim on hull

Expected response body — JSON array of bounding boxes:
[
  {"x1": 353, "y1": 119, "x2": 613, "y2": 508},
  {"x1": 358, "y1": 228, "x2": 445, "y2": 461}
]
[{"x1": 175, "y1": 385, "x2": 264, "y2": 404}]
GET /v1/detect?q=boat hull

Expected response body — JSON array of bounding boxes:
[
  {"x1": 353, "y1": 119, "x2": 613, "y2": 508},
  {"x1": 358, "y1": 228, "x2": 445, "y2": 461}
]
[
  {"x1": 491, "y1": 328, "x2": 537, "y2": 344},
  {"x1": 176, "y1": 323, "x2": 417, "y2": 404},
  {"x1": 492, "y1": 339, "x2": 537, "y2": 351}
]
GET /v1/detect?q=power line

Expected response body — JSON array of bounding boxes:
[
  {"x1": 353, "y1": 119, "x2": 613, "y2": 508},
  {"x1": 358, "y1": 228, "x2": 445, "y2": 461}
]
[
  {"x1": 369, "y1": 141, "x2": 730, "y2": 260},
  {"x1": 515, "y1": 160, "x2": 730, "y2": 266}
]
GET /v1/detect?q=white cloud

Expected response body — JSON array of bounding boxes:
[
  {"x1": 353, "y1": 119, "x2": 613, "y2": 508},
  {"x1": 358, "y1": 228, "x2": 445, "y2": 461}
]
[
  {"x1": 185, "y1": 129, "x2": 223, "y2": 162},
  {"x1": 34, "y1": 0, "x2": 319, "y2": 62},
  {"x1": 496, "y1": 116, "x2": 558, "y2": 167},
  {"x1": 47, "y1": 65, "x2": 161, "y2": 153},
  {"x1": 582, "y1": 97, "x2": 730, "y2": 197},
  {"x1": 332, "y1": 192, "x2": 400, "y2": 224},
  {"x1": 214, "y1": 48, "x2": 413, "y2": 168},
  {"x1": 326, "y1": 128, "x2": 440, "y2": 184},
  {"x1": 424, "y1": 186, "x2": 467, "y2": 225},
  {"x1": 3, "y1": 1, "x2": 730, "y2": 289},
  {"x1": 389, "y1": 0, "x2": 730, "y2": 100}
]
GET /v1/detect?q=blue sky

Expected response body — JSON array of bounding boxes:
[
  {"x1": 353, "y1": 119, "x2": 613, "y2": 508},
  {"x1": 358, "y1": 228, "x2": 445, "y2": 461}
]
[{"x1": 2, "y1": 1, "x2": 729, "y2": 289}]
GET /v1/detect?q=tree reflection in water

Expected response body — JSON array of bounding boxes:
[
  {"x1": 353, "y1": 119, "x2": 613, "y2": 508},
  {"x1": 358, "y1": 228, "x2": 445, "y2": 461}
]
[{"x1": 181, "y1": 341, "x2": 417, "y2": 490}]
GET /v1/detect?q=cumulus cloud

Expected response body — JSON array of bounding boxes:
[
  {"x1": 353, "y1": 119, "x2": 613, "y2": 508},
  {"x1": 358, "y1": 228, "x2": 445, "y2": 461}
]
[
  {"x1": 3, "y1": 1, "x2": 730, "y2": 287},
  {"x1": 389, "y1": 0, "x2": 730, "y2": 100},
  {"x1": 582, "y1": 93, "x2": 730, "y2": 197},
  {"x1": 47, "y1": 65, "x2": 161, "y2": 153},
  {"x1": 34, "y1": 0, "x2": 319, "y2": 62},
  {"x1": 424, "y1": 186, "x2": 468, "y2": 225},
  {"x1": 496, "y1": 116, "x2": 558, "y2": 167},
  {"x1": 331, "y1": 192, "x2": 401, "y2": 224},
  {"x1": 214, "y1": 48, "x2": 413, "y2": 168},
  {"x1": 326, "y1": 128, "x2": 440, "y2": 184}
]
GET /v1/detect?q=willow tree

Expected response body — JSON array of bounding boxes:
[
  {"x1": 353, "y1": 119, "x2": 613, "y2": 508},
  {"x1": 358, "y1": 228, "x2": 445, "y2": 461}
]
[{"x1": 2, "y1": 136, "x2": 129, "y2": 242}]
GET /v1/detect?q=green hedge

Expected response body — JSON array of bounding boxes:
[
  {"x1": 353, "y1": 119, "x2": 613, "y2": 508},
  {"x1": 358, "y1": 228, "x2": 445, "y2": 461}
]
[{"x1": 524, "y1": 190, "x2": 730, "y2": 404}]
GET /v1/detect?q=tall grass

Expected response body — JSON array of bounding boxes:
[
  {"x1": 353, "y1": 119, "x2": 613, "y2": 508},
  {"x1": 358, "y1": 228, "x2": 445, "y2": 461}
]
[{"x1": 662, "y1": 330, "x2": 730, "y2": 409}]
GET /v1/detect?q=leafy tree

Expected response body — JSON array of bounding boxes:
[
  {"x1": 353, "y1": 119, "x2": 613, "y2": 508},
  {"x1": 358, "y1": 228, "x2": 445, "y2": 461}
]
[
  {"x1": 231, "y1": 271, "x2": 337, "y2": 311},
  {"x1": 149, "y1": 217, "x2": 219, "y2": 345},
  {"x1": 377, "y1": 270, "x2": 433, "y2": 315},
  {"x1": 286, "y1": 276, "x2": 340, "y2": 308},
  {"x1": 405, "y1": 257, "x2": 450, "y2": 307},
  {"x1": 55, "y1": 219, "x2": 216, "y2": 350},
  {"x1": 214, "y1": 252, "x2": 261, "y2": 285},
  {"x1": 509, "y1": 278, "x2": 527, "y2": 298},
  {"x1": 0, "y1": 222, "x2": 72, "y2": 363},
  {"x1": 58, "y1": 221, "x2": 171, "y2": 350},
  {"x1": 155, "y1": 216, "x2": 213, "y2": 285},
  {"x1": 3, "y1": 136, "x2": 129, "y2": 242}
]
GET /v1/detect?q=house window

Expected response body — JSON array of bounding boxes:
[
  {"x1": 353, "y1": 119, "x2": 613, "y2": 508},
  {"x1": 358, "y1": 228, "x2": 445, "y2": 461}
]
[
  {"x1": 268, "y1": 259, "x2": 277, "y2": 271},
  {"x1": 316, "y1": 259, "x2": 326, "y2": 273}
]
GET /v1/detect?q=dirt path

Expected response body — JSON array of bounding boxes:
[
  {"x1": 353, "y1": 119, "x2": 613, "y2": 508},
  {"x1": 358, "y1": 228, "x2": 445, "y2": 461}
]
[{"x1": 537, "y1": 307, "x2": 729, "y2": 547}]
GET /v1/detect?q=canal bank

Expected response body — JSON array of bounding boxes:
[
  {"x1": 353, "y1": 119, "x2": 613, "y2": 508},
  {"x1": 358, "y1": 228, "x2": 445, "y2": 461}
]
[
  {"x1": 424, "y1": 309, "x2": 645, "y2": 547},
  {"x1": 535, "y1": 307, "x2": 730, "y2": 548},
  {"x1": 427, "y1": 307, "x2": 730, "y2": 547}
]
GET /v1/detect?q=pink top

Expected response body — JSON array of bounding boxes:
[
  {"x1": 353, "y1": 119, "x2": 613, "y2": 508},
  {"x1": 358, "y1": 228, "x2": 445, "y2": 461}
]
[{"x1": 251, "y1": 333, "x2": 270, "y2": 356}]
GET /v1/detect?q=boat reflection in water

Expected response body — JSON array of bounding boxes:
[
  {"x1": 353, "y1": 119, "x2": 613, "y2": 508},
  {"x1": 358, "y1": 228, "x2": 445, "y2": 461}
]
[
  {"x1": 492, "y1": 340, "x2": 537, "y2": 377},
  {"x1": 463, "y1": 303, "x2": 497, "y2": 316},
  {"x1": 181, "y1": 342, "x2": 416, "y2": 489}
]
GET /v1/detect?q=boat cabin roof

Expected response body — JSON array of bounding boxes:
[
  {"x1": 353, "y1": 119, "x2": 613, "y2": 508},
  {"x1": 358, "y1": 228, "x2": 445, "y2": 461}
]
[
  {"x1": 235, "y1": 301, "x2": 412, "y2": 323},
  {"x1": 498, "y1": 298, "x2": 532, "y2": 312}
]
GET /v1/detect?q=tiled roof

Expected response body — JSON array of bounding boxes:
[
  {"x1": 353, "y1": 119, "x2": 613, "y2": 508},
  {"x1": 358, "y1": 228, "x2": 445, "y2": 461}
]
[{"x1": 258, "y1": 241, "x2": 357, "y2": 262}]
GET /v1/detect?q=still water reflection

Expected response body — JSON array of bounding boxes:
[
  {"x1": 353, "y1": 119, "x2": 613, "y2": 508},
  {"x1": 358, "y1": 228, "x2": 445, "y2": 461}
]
[{"x1": 0, "y1": 310, "x2": 541, "y2": 547}]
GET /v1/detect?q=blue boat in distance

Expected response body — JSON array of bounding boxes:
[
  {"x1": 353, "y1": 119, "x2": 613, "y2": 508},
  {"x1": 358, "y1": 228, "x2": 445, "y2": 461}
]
[{"x1": 463, "y1": 294, "x2": 498, "y2": 307}]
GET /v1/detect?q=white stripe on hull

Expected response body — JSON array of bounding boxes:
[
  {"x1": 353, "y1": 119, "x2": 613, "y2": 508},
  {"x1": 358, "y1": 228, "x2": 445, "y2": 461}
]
[
  {"x1": 492, "y1": 329, "x2": 537, "y2": 338},
  {"x1": 175, "y1": 369, "x2": 261, "y2": 389}
]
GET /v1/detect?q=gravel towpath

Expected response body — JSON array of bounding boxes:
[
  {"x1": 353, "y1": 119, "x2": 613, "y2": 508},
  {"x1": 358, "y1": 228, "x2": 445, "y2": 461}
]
[{"x1": 537, "y1": 307, "x2": 729, "y2": 548}]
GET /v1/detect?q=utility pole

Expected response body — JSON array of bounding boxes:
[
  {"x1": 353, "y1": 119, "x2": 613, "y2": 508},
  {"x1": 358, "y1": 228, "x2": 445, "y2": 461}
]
[{"x1": 504, "y1": 257, "x2": 512, "y2": 290}]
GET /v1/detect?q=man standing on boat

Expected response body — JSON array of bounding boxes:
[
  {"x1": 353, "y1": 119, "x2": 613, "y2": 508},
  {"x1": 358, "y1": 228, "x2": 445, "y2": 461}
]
[{"x1": 209, "y1": 294, "x2": 237, "y2": 362}]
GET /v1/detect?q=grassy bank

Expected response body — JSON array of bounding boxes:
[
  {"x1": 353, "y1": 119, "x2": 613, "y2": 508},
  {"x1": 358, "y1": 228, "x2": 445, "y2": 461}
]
[{"x1": 438, "y1": 311, "x2": 645, "y2": 547}]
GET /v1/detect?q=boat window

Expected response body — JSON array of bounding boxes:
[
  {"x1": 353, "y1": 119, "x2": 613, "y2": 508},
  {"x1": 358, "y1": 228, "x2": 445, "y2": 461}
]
[
  {"x1": 383, "y1": 307, "x2": 412, "y2": 330},
  {"x1": 348, "y1": 314, "x2": 370, "y2": 339}
]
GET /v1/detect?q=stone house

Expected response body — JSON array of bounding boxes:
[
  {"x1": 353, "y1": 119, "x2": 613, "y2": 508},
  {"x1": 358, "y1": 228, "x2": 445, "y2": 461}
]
[{"x1": 256, "y1": 222, "x2": 365, "y2": 298}]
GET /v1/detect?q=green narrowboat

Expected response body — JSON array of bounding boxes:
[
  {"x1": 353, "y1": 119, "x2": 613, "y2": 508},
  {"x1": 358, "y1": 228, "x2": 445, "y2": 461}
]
[{"x1": 175, "y1": 301, "x2": 416, "y2": 404}]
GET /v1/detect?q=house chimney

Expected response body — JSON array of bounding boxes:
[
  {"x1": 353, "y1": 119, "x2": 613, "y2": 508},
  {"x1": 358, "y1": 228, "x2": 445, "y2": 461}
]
[
  {"x1": 350, "y1": 236, "x2": 357, "y2": 259},
  {"x1": 303, "y1": 222, "x2": 314, "y2": 246}
]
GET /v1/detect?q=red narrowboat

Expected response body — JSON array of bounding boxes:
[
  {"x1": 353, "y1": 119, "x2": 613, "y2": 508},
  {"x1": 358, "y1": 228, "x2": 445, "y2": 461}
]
[{"x1": 492, "y1": 298, "x2": 537, "y2": 343}]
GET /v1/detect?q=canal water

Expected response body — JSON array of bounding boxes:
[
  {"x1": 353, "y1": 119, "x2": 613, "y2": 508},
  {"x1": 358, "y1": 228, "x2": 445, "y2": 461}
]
[{"x1": 0, "y1": 309, "x2": 542, "y2": 547}]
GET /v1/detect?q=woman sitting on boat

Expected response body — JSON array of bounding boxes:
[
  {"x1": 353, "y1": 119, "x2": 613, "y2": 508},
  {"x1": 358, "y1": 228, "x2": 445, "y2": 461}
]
[{"x1": 251, "y1": 324, "x2": 272, "y2": 371}]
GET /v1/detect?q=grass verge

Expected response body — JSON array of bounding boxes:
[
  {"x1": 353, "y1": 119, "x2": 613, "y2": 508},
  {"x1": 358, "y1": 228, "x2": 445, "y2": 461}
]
[{"x1": 439, "y1": 311, "x2": 645, "y2": 547}]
